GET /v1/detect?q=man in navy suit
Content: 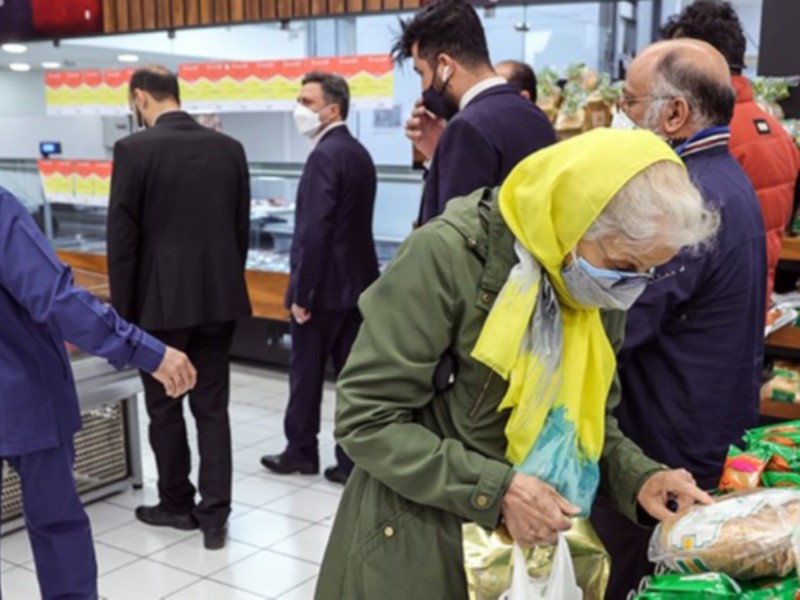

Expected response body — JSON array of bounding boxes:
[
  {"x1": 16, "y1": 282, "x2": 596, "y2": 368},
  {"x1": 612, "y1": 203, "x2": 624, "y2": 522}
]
[
  {"x1": 396, "y1": 0, "x2": 556, "y2": 225},
  {"x1": 0, "y1": 186, "x2": 195, "y2": 599},
  {"x1": 261, "y1": 72, "x2": 379, "y2": 485}
]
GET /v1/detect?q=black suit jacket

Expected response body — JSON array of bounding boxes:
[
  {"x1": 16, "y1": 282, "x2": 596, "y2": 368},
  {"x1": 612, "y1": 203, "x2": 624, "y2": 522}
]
[
  {"x1": 286, "y1": 126, "x2": 379, "y2": 311},
  {"x1": 419, "y1": 83, "x2": 556, "y2": 224},
  {"x1": 107, "y1": 111, "x2": 252, "y2": 331}
]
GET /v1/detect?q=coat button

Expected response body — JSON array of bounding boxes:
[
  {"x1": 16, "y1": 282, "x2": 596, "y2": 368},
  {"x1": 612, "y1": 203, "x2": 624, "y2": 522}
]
[
  {"x1": 476, "y1": 495, "x2": 489, "y2": 508},
  {"x1": 480, "y1": 292, "x2": 494, "y2": 304},
  {"x1": 384, "y1": 526, "x2": 395, "y2": 538},
  {"x1": 466, "y1": 237, "x2": 478, "y2": 249}
]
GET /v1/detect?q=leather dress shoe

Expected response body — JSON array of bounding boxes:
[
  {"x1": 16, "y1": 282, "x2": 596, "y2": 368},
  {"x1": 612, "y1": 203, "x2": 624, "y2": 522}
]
[
  {"x1": 260, "y1": 453, "x2": 319, "y2": 475},
  {"x1": 203, "y1": 524, "x2": 228, "y2": 550},
  {"x1": 135, "y1": 505, "x2": 199, "y2": 531},
  {"x1": 324, "y1": 465, "x2": 349, "y2": 485}
]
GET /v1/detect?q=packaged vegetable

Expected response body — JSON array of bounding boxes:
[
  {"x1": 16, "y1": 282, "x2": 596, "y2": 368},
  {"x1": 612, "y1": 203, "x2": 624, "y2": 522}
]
[
  {"x1": 649, "y1": 489, "x2": 800, "y2": 580},
  {"x1": 718, "y1": 446, "x2": 770, "y2": 492},
  {"x1": 632, "y1": 572, "x2": 742, "y2": 598},
  {"x1": 763, "y1": 472, "x2": 800, "y2": 488}
]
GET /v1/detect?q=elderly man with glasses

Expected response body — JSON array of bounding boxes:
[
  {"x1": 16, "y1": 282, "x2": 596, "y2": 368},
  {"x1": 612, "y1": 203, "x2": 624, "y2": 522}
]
[{"x1": 594, "y1": 39, "x2": 767, "y2": 598}]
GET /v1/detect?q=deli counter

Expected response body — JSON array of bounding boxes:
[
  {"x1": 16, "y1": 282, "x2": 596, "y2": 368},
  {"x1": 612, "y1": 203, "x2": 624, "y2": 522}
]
[
  {"x1": 1, "y1": 346, "x2": 144, "y2": 535},
  {"x1": 0, "y1": 159, "x2": 422, "y2": 365}
]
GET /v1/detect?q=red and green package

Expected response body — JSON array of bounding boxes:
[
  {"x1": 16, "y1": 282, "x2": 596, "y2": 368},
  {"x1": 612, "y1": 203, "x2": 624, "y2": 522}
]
[
  {"x1": 763, "y1": 471, "x2": 800, "y2": 488},
  {"x1": 633, "y1": 573, "x2": 742, "y2": 598},
  {"x1": 759, "y1": 441, "x2": 800, "y2": 473},
  {"x1": 718, "y1": 446, "x2": 771, "y2": 492},
  {"x1": 745, "y1": 421, "x2": 800, "y2": 448}
]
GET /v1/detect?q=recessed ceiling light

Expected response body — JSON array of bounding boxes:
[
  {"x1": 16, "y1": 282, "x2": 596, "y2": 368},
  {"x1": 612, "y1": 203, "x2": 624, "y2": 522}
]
[
  {"x1": 117, "y1": 54, "x2": 139, "y2": 63},
  {"x1": 2, "y1": 43, "x2": 28, "y2": 54},
  {"x1": 41, "y1": 61, "x2": 61, "y2": 70},
  {"x1": 9, "y1": 63, "x2": 32, "y2": 72}
]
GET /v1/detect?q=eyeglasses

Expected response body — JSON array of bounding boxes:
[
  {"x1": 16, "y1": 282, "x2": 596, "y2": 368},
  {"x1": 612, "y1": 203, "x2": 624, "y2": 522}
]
[
  {"x1": 618, "y1": 94, "x2": 674, "y2": 111},
  {"x1": 595, "y1": 240, "x2": 685, "y2": 289}
]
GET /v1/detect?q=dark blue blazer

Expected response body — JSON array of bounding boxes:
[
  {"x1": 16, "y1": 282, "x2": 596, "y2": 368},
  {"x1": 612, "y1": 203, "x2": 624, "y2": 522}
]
[
  {"x1": 0, "y1": 187, "x2": 164, "y2": 456},
  {"x1": 286, "y1": 126, "x2": 379, "y2": 311},
  {"x1": 419, "y1": 83, "x2": 556, "y2": 224},
  {"x1": 616, "y1": 142, "x2": 767, "y2": 490}
]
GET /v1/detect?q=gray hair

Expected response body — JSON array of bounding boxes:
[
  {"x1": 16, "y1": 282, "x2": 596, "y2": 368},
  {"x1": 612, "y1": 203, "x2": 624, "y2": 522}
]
[
  {"x1": 643, "y1": 49, "x2": 736, "y2": 132},
  {"x1": 302, "y1": 71, "x2": 350, "y2": 120},
  {"x1": 584, "y1": 160, "x2": 719, "y2": 254}
]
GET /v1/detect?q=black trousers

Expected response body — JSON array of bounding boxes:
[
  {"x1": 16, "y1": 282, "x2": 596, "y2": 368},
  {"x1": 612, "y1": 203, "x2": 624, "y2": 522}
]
[
  {"x1": 590, "y1": 495, "x2": 655, "y2": 600},
  {"x1": 140, "y1": 321, "x2": 235, "y2": 530},
  {"x1": 284, "y1": 308, "x2": 361, "y2": 471}
]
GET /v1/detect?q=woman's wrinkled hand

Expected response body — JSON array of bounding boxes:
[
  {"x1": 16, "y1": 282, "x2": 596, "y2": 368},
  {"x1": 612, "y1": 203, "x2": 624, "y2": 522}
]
[
  {"x1": 637, "y1": 468, "x2": 715, "y2": 521},
  {"x1": 501, "y1": 473, "x2": 580, "y2": 548},
  {"x1": 152, "y1": 347, "x2": 197, "y2": 398}
]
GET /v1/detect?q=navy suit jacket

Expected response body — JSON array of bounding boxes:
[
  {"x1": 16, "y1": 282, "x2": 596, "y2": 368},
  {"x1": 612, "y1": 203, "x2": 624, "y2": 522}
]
[
  {"x1": 0, "y1": 187, "x2": 164, "y2": 456},
  {"x1": 419, "y1": 84, "x2": 556, "y2": 224},
  {"x1": 617, "y1": 138, "x2": 767, "y2": 490},
  {"x1": 286, "y1": 126, "x2": 379, "y2": 311}
]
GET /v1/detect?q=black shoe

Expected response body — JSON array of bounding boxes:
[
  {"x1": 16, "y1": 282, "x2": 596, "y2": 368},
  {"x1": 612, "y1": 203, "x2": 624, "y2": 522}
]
[
  {"x1": 324, "y1": 465, "x2": 349, "y2": 485},
  {"x1": 260, "y1": 453, "x2": 319, "y2": 475},
  {"x1": 135, "y1": 505, "x2": 199, "y2": 531},
  {"x1": 203, "y1": 524, "x2": 228, "y2": 550}
]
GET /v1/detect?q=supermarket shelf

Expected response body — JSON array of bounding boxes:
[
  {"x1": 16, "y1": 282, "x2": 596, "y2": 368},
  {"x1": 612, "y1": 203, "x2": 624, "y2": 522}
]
[
  {"x1": 760, "y1": 398, "x2": 800, "y2": 420},
  {"x1": 765, "y1": 325, "x2": 800, "y2": 360},
  {"x1": 779, "y1": 236, "x2": 800, "y2": 266}
]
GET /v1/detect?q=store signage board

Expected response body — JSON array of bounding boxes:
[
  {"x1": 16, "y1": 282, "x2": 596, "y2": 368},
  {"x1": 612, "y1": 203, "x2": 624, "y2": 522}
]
[
  {"x1": 45, "y1": 55, "x2": 394, "y2": 116},
  {"x1": 38, "y1": 160, "x2": 113, "y2": 207}
]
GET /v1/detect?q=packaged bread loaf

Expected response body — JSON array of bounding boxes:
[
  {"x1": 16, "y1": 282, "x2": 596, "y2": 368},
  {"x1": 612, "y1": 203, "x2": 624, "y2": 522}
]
[{"x1": 648, "y1": 489, "x2": 800, "y2": 580}]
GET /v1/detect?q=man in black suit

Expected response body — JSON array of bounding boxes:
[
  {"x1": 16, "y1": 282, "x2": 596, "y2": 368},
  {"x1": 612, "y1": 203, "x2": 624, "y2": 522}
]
[
  {"x1": 107, "y1": 66, "x2": 251, "y2": 550},
  {"x1": 397, "y1": 0, "x2": 556, "y2": 225},
  {"x1": 495, "y1": 60, "x2": 538, "y2": 103},
  {"x1": 260, "y1": 72, "x2": 379, "y2": 485}
]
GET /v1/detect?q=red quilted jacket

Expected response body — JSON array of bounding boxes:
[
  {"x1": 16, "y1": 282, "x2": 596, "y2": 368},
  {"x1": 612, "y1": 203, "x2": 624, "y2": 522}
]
[{"x1": 729, "y1": 76, "x2": 800, "y2": 303}]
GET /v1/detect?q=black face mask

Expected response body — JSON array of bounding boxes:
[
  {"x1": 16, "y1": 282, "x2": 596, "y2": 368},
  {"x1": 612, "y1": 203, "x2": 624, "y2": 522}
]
[{"x1": 422, "y1": 65, "x2": 459, "y2": 121}]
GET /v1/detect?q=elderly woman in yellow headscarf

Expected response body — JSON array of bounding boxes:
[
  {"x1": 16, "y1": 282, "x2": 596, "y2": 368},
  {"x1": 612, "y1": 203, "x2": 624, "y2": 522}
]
[{"x1": 314, "y1": 129, "x2": 719, "y2": 600}]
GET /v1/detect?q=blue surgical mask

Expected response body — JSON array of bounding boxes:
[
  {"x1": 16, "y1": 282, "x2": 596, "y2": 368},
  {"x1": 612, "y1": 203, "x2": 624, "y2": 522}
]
[{"x1": 562, "y1": 252, "x2": 651, "y2": 310}]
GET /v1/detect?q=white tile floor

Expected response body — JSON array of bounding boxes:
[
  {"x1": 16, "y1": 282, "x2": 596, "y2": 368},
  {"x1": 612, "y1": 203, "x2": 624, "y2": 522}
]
[{"x1": 0, "y1": 364, "x2": 341, "y2": 599}]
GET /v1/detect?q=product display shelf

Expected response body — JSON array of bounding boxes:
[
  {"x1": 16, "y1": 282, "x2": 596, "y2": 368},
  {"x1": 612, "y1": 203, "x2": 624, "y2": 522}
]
[{"x1": 763, "y1": 236, "x2": 800, "y2": 419}]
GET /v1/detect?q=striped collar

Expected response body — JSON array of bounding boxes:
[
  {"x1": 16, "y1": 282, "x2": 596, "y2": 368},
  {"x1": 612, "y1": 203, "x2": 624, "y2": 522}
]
[{"x1": 674, "y1": 126, "x2": 731, "y2": 159}]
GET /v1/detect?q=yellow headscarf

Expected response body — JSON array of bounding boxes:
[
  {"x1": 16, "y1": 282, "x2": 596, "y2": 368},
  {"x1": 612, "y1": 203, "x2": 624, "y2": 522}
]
[{"x1": 472, "y1": 129, "x2": 684, "y2": 465}]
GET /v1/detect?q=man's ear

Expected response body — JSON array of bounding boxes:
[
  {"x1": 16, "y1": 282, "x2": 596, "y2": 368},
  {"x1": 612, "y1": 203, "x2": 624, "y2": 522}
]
[{"x1": 662, "y1": 97, "x2": 691, "y2": 136}]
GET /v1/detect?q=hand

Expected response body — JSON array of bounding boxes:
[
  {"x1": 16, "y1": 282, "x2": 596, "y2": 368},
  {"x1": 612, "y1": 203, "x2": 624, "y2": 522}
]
[
  {"x1": 291, "y1": 303, "x2": 311, "y2": 325},
  {"x1": 637, "y1": 468, "x2": 715, "y2": 522},
  {"x1": 501, "y1": 473, "x2": 580, "y2": 548},
  {"x1": 152, "y1": 347, "x2": 197, "y2": 399},
  {"x1": 405, "y1": 98, "x2": 445, "y2": 160}
]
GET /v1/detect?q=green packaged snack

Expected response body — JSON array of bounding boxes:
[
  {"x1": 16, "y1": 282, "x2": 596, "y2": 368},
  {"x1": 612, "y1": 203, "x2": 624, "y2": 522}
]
[
  {"x1": 759, "y1": 441, "x2": 800, "y2": 473},
  {"x1": 763, "y1": 471, "x2": 800, "y2": 488},
  {"x1": 633, "y1": 573, "x2": 742, "y2": 598},
  {"x1": 740, "y1": 573, "x2": 800, "y2": 599},
  {"x1": 745, "y1": 422, "x2": 800, "y2": 449},
  {"x1": 719, "y1": 445, "x2": 771, "y2": 492}
]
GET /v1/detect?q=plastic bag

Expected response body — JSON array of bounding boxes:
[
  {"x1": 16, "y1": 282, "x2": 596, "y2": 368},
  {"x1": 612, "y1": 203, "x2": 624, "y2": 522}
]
[
  {"x1": 745, "y1": 421, "x2": 800, "y2": 448},
  {"x1": 500, "y1": 535, "x2": 582, "y2": 600},
  {"x1": 463, "y1": 519, "x2": 608, "y2": 600},
  {"x1": 648, "y1": 489, "x2": 800, "y2": 580}
]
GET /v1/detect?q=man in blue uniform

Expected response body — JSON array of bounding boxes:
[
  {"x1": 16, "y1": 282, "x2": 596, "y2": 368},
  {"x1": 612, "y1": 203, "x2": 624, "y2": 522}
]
[
  {"x1": 0, "y1": 186, "x2": 196, "y2": 599},
  {"x1": 593, "y1": 39, "x2": 767, "y2": 598}
]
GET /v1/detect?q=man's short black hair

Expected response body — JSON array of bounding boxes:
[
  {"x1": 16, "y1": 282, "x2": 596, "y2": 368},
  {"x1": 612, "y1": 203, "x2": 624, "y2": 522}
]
[
  {"x1": 302, "y1": 71, "x2": 350, "y2": 120},
  {"x1": 661, "y1": 0, "x2": 747, "y2": 75},
  {"x1": 129, "y1": 66, "x2": 180, "y2": 102},
  {"x1": 391, "y1": 0, "x2": 491, "y2": 70},
  {"x1": 498, "y1": 60, "x2": 537, "y2": 103}
]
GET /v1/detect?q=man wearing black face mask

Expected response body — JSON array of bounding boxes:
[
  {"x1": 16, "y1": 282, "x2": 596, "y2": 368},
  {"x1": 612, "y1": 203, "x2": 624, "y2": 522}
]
[
  {"x1": 107, "y1": 66, "x2": 252, "y2": 551},
  {"x1": 395, "y1": 0, "x2": 555, "y2": 226}
]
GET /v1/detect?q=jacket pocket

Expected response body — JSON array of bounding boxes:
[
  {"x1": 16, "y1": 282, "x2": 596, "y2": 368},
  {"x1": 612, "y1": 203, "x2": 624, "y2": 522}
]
[{"x1": 468, "y1": 370, "x2": 496, "y2": 419}]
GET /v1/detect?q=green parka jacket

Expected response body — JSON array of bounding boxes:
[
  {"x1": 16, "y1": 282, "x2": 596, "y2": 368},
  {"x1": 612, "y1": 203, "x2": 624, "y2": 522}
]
[{"x1": 315, "y1": 189, "x2": 662, "y2": 599}]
